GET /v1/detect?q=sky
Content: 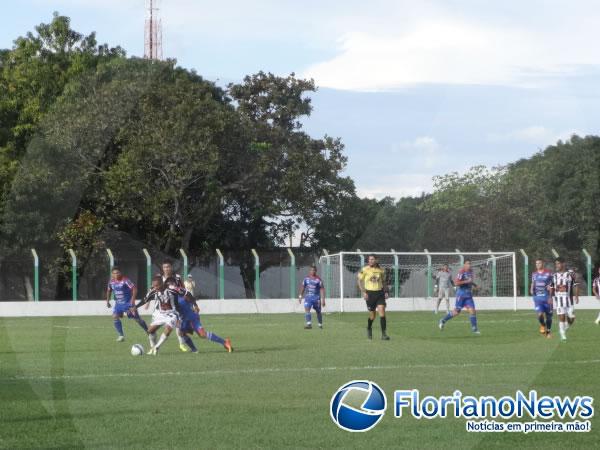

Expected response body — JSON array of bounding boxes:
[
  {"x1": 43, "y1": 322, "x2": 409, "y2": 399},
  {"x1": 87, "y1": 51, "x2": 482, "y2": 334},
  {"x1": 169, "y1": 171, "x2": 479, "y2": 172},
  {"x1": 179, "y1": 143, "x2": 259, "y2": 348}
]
[{"x1": 2, "y1": 0, "x2": 600, "y2": 199}]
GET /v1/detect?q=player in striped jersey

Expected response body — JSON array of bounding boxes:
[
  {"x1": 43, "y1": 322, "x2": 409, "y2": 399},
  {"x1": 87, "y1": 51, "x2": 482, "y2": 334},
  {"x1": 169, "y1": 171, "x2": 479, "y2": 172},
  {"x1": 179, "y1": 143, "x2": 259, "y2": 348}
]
[
  {"x1": 132, "y1": 276, "x2": 181, "y2": 355},
  {"x1": 593, "y1": 267, "x2": 600, "y2": 325},
  {"x1": 552, "y1": 257, "x2": 579, "y2": 341}
]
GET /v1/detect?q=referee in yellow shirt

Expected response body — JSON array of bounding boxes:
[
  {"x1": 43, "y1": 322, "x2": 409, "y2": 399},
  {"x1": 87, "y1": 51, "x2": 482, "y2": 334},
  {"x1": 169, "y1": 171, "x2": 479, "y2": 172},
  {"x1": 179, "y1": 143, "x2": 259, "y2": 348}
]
[{"x1": 357, "y1": 255, "x2": 390, "y2": 340}]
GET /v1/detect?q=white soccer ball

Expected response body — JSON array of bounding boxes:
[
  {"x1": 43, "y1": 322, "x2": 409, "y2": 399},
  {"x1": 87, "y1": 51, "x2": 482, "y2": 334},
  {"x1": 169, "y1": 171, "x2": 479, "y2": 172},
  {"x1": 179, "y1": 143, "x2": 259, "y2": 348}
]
[{"x1": 131, "y1": 344, "x2": 144, "y2": 356}]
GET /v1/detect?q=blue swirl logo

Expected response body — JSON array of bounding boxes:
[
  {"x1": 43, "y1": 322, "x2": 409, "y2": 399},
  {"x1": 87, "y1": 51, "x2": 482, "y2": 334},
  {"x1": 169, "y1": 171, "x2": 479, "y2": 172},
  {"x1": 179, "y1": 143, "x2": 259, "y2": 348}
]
[{"x1": 330, "y1": 380, "x2": 387, "y2": 432}]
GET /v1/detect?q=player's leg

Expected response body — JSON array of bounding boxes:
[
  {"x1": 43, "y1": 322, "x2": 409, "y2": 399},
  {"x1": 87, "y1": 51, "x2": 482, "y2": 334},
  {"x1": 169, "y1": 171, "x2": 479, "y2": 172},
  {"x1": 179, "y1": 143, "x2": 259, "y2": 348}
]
[
  {"x1": 544, "y1": 303, "x2": 553, "y2": 338},
  {"x1": 435, "y1": 291, "x2": 442, "y2": 314},
  {"x1": 127, "y1": 308, "x2": 149, "y2": 333},
  {"x1": 535, "y1": 304, "x2": 547, "y2": 334},
  {"x1": 366, "y1": 293, "x2": 376, "y2": 339},
  {"x1": 314, "y1": 301, "x2": 323, "y2": 329},
  {"x1": 112, "y1": 308, "x2": 125, "y2": 341},
  {"x1": 303, "y1": 299, "x2": 313, "y2": 329},
  {"x1": 146, "y1": 321, "x2": 160, "y2": 351},
  {"x1": 152, "y1": 324, "x2": 172, "y2": 354},
  {"x1": 566, "y1": 306, "x2": 575, "y2": 328},
  {"x1": 444, "y1": 289, "x2": 450, "y2": 314},
  {"x1": 377, "y1": 303, "x2": 389, "y2": 340},
  {"x1": 464, "y1": 304, "x2": 479, "y2": 334},
  {"x1": 439, "y1": 297, "x2": 461, "y2": 329},
  {"x1": 176, "y1": 320, "x2": 192, "y2": 353},
  {"x1": 192, "y1": 315, "x2": 232, "y2": 352}
]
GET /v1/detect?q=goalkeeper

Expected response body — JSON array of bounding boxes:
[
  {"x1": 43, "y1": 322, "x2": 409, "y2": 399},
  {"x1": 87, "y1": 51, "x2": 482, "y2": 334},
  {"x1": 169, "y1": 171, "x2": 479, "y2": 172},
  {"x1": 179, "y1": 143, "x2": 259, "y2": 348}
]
[{"x1": 357, "y1": 255, "x2": 390, "y2": 340}]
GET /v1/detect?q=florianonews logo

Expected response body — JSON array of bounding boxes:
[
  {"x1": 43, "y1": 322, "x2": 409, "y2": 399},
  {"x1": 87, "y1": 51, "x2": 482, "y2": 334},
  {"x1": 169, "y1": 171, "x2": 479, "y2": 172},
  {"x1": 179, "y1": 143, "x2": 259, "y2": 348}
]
[{"x1": 330, "y1": 380, "x2": 387, "y2": 432}]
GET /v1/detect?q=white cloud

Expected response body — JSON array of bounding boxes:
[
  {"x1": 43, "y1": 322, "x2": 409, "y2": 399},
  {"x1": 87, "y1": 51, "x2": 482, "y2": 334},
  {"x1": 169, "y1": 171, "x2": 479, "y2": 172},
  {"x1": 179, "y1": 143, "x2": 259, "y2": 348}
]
[
  {"x1": 488, "y1": 126, "x2": 581, "y2": 146},
  {"x1": 393, "y1": 136, "x2": 441, "y2": 169},
  {"x1": 303, "y1": 12, "x2": 600, "y2": 91}
]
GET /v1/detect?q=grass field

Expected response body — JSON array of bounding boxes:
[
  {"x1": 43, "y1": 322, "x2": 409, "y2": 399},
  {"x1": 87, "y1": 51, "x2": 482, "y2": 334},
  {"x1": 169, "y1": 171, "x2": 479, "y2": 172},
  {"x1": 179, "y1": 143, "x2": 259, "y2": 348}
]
[{"x1": 1, "y1": 310, "x2": 599, "y2": 449}]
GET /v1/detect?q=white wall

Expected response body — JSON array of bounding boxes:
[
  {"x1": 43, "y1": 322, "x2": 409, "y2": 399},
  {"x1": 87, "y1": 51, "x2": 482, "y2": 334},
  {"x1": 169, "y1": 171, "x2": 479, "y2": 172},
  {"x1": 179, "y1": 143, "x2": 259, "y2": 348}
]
[{"x1": 0, "y1": 297, "x2": 598, "y2": 317}]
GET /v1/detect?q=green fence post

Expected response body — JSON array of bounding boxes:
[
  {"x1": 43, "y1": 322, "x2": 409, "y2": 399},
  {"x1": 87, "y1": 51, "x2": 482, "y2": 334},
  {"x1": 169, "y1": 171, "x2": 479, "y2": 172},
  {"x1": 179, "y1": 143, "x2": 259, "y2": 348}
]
[
  {"x1": 520, "y1": 249, "x2": 529, "y2": 297},
  {"x1": 356, "y1": 249, "x2": 365, "y2": 268},
  {"x1": 216, "y1": 249, "x2": 225, "y2": 300},
  {"x1": 142, "y1": 249, "x2": 152, "y2": 291},
  {"x1": 488, "y1": 250, "x2": 497, "y2": 297},
  {"x1": 68, "y1": 249, "x2": 77, "y2": 302},
  {"x1": 425, "y1": 249, "x2": 432, "y2": 298},
  {"x1": 31, "y1": 249, "x2": 39, "y2": 302},
  {"x1": 287, "y1": 248, "x2": 296, "y2": 300},
  {"x1": 391, "y1": 248, "x2": 399, "y2": 298},
  {"x1": 106, "y1": 248, "x2": 114, "y2": 300},
  {"x1": 251, "y1": 249, "x2": 260, "y2": 299},
  {"x1": 455, "y1": 249, "x2": 464, "y2": 266},
  {"x1": 179, "y1": 249, "x2": 188, "y2": 278},
  {"x1": 582, "y1": 249, "x2": 592, "y2": 296},
  {"x1": 323, "y1": 250, "x2": 331, "y2": 300}
]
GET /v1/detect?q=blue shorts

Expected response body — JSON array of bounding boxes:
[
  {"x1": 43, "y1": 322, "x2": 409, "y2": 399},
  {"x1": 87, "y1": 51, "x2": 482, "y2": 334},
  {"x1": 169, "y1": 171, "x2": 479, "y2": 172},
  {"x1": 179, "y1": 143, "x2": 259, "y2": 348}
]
[
  {"x1": 303, "y1": 297, "x2": 321, "y2": 312},
  {"x1": 455, "y1": 296, "x2": 475, "y2": 311},
  {"x1": 113, "y1": 302, "x2": 138, "y2": 318},
  {"x1": 534, "y1": 298, "x2": 552, "y2": 314},
  {"x1": 180, "y1": 313, "x2": 203, "y2": 334}
]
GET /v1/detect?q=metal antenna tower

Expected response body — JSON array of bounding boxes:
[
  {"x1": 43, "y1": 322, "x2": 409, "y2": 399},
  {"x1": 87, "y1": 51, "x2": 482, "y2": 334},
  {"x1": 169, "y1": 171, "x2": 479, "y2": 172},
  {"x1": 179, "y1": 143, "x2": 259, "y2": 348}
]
[{"x1": 144, "y1": 0, "x2": 163, "y2": 60}]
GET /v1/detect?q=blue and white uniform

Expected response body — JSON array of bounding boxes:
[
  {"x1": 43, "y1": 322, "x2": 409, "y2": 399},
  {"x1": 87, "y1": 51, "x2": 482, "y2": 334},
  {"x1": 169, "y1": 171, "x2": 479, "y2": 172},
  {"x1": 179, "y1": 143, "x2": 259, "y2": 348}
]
[
  {"x1": 531, "y1": 269, "x2": 553, "y2": 314},
  {"x1": 302, "y1": 276, "x2": 324, "y2": 311},
  {"x1": 454, "y1": 269, "x2": 475, "y2": 311},
  {"x1": 108, "y1": 277, "x2": 138, "y2": 317}
]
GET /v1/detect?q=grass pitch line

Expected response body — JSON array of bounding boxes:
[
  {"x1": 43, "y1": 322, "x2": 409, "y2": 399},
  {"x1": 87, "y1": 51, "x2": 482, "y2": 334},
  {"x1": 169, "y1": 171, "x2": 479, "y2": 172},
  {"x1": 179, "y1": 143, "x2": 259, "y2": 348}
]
[{"x1": 7, "y1": 359, "x2": 600, "y2": 382}]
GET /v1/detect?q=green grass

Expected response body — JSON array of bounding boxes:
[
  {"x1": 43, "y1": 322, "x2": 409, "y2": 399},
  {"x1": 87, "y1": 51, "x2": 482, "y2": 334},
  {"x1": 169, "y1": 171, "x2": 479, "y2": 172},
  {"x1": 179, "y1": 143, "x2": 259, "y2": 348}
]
[{"x1": 1, "y1": 311, "x2": 599, "y2": 449}]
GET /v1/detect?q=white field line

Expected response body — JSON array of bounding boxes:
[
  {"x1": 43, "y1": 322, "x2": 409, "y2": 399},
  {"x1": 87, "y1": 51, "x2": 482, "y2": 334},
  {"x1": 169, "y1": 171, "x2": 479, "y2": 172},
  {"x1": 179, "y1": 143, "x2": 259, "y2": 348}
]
[{"x1": 7, "y1": 359, "x2": 600, "y2": 382}]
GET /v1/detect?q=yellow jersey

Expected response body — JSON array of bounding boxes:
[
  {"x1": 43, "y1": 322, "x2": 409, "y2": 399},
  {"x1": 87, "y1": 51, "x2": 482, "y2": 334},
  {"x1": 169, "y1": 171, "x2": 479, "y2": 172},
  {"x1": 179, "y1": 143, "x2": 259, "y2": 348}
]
[{"x1": 358, "y1": 266, "x2": 386, "y2": 291}]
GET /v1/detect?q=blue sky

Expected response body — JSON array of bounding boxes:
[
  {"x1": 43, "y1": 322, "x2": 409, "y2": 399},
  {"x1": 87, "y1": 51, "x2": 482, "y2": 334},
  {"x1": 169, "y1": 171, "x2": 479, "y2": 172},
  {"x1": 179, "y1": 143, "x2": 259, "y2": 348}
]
[{"x1": 3, "y1": 0, "x2": 600, "y2": 198}]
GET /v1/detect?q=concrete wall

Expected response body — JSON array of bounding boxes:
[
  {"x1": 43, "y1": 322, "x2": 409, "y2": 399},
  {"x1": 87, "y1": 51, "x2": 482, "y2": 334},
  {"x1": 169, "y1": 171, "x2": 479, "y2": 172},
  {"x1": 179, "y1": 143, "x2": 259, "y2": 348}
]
[{"x1": 0, "y1": 297, "x2": 598, "y2": 317}]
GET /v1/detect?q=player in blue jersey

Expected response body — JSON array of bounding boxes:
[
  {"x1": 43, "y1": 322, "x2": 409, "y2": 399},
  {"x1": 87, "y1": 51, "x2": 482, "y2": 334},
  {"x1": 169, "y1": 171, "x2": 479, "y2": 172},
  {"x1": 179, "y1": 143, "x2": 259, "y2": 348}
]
[
  {"x1": 438, "y1": 260, "x2": 480, "y2": 334},
  {"x1": 166, "y1": 279, "x2": 233, "y2": 353},
  {"x1": 530, "y1": 258, "x2": 553, "y2": 338},
  {"x1": 106, "y1": 267, "x2": 148, "y2": 341},
  {"x1": 298, "y1": 266, "x2": 326, "y2": 329}
]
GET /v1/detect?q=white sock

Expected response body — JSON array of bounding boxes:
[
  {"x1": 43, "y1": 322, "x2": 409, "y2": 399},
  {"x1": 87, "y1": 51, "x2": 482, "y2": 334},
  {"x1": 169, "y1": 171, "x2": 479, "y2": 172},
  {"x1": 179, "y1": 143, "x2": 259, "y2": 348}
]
[
  {"x1": 148, "y1": 333, "x2": 157, "y2": 347},
  {"x1": 177, "y1": 334, "x2": 185, "y2": 345},
  {"x1": 565, "y1": 322, "x2": 570, "y2": 331},
  {"x1": 559, "y1": 322, "x2": 567, "y2": 338},
  {"x1": 155, "y1": 333, "x2": 168, "y2": 349}
]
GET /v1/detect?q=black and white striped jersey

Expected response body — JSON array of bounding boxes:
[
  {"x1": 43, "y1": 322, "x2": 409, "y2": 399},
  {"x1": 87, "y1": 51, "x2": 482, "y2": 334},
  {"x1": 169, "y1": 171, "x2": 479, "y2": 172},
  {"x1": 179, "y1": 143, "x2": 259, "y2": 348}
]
[
  {"x1": 552, "y1": 271, "x2": 577, "y2": 307},
  {"x1": 141, "y1": 287, "x2": 180, "y2": 313}
]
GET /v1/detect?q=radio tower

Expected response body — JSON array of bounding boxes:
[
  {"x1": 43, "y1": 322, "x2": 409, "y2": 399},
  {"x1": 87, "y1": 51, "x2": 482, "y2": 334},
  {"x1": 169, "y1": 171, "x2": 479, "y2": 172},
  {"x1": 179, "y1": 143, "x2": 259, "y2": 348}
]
[{"x1": 144, "y1": 0, "x2": 163, "y2": 60}]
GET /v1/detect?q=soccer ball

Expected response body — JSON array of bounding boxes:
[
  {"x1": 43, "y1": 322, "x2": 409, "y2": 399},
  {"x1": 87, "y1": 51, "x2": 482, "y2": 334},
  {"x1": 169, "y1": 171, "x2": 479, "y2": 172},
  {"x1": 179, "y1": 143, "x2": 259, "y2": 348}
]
[{"x1": 131, "y1": 344, "x2": 144, "y2": 356}]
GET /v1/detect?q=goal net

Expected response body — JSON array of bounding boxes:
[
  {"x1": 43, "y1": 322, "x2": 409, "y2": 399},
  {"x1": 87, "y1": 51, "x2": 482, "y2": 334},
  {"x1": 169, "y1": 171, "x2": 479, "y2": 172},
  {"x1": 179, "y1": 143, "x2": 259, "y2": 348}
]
[{"x1": 318, "y1": 251, "x2": 516, "y2": 311}]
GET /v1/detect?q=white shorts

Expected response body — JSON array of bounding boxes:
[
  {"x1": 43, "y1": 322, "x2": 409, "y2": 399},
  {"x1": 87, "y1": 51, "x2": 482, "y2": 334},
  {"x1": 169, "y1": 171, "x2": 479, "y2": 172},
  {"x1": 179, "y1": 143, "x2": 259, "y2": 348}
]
[
  {"x1": 554, "y1": 296, "x2": 575, "y2": 318},
  {"x1": 151, "y1": 311, "x2": 178, "y2": 329},
  {"x1": 438, "y1": 287, "x2": 450, "y2": 300}
]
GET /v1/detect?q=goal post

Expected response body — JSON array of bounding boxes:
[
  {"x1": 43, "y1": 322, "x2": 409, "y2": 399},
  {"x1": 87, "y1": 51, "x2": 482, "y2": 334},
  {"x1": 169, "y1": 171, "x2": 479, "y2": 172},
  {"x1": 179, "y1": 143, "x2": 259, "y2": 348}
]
[{"x1": 318, "y1": 251, "x2": 517, "y2": 312}]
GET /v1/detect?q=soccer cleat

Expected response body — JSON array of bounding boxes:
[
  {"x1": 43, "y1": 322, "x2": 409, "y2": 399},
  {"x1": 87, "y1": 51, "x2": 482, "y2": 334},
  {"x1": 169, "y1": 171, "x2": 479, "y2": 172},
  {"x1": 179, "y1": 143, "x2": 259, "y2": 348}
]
[
  {"x1": 438, "y1": 320, "x2": 445, "y2": 330},
  {"x1": 381, "y1": 334, "x2": 390, "y2": 341},
  {"x1": 304, "y1": 324, "x2": 312, "y2": 329},
  {"x1": 595, "y1": 317, "x2": 600, "y2": 325},
  {"x1": 179, "y1": 344, "x2": 190, "y2": 353},
  {"x1": 318, "y1": 323, "x2": 323, "y2": 329},
  {"x1": 147, "y1": 347, "x2": 157, "y2": 355},
  {"x1": 560, "y1": 336, "x2": 567, "y2": 342},
  {"x1": 545, "y1": 331, "x2": 553, "y2": 339},
  {"x1": 472, "y1": 329, "x2": 481, "y2": 335},
  {"x1": 224, "y1": 338, "x2": 233, "y2": 353},
  {"x1": 539, "y1": 325, "x2": 546, "y2": 335},
  {"x1": 367, "y1": 328, "x2": 373, "y2": 340},
  {"x1": 116, "y1": 335, "x2": 125, "y2": 342}
]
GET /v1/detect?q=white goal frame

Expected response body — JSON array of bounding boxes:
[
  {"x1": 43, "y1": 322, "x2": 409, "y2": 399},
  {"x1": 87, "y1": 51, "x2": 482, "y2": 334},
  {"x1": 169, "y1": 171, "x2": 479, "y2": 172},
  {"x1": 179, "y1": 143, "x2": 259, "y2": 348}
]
[{"x1": 319, "y1": 251, "x2": 518, "y2": 312}]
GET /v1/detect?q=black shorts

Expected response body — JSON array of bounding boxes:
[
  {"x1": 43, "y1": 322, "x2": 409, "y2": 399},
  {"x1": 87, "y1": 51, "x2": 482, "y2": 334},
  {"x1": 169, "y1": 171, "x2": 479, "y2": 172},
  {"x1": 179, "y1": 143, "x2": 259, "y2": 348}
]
[{"x1": 365, "y1": 290, "x2": 386, "y2": 312}]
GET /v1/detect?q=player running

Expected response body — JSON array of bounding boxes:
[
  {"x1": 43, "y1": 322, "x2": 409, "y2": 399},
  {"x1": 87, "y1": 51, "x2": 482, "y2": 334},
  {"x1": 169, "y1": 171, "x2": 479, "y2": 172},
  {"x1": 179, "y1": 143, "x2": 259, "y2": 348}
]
[
  {"x1": 438, "y1": 260, "x2": 480, "y2": 334},
  {"x1": 132, "y1": 276, "x2": 181, "y2": 355},
  {"x1": 170, "y1": 281, "x2": 233, "y2": 353},
  {"x1": 552, "y1": 257, "x2": 579, "y2": 341},
  {"x1": 357, "y1": 255, "x2": 390, "y2": 340},
  {"x1": 593, "y1": 267, "x2": 600, "y2": 325},
  {"x1": 530, "y1": 258, "x2": 553, "y2": 338},
  {"x1": 298, "y1": 265, "x2": 326, "y2": 329},
  {"x1": 433, "y1": 264, "x2": 453, "y2": 314},
  {"x1": 106, "y1": 267, "x2": 148, "y2": 342}
]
